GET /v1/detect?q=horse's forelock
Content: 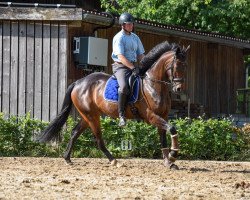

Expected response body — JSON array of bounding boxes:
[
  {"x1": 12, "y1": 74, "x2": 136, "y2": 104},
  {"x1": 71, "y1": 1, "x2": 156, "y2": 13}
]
[{"x1": 175, "y1": 46, "x2": 187, "y2": 62}]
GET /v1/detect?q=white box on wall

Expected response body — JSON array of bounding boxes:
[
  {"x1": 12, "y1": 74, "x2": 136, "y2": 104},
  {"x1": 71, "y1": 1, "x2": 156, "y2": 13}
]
[{"x1": 73, "y1": 37, "x2": 108, "y2": 67}]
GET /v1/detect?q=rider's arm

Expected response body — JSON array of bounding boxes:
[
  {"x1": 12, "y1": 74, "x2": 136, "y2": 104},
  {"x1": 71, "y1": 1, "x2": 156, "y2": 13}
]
[
  {"x1": 137, "y1": 54, "x2": 145, "y2": 62},
  {"x1": 117, "y1": 54, "x2": 135, "y2": 70}
]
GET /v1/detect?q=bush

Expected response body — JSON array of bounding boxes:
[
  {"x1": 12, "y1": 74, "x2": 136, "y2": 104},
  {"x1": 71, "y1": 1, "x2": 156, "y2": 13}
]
[
  {"x1": 172, "y1": 117, "x2": 250, "y2": 161},
  {"x1": 0, "y1": 112, "x2": 249, "y2": 161},
  {"x1": 60, "y1": 117, "x2": 161, "y2": 159},
  {"x1": 101, "y1": 117, "x2": 161, "y2": 158},
  {"x1": 0, "y1": 113, "x2": 58, "y2": 157}
]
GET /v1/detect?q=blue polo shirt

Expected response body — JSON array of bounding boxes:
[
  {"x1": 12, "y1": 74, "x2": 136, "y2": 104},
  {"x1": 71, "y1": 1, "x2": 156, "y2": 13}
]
[{"x1": 112, "y1": 30, "x2": 145, "y2": 63}]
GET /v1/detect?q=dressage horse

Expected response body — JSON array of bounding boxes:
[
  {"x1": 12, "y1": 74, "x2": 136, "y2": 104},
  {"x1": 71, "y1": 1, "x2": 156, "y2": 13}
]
[{"x1": 38, "y1": 41, "x2": 189, "y2": 169}]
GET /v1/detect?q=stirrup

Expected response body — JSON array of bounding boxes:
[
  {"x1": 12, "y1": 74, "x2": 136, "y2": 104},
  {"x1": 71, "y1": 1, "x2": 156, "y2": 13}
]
[{"x1": 119, "y1": 116, "x2": 126, "y2": 127}]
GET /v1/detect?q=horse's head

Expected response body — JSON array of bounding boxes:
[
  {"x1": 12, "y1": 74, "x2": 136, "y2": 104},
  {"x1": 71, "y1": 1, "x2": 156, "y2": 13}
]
[
  {"x1": 140, "y1": 41, "x2": 189, "y2": 93},
  {"x1": 165, "y1": 45, "x2": 189, "y2": 93}
]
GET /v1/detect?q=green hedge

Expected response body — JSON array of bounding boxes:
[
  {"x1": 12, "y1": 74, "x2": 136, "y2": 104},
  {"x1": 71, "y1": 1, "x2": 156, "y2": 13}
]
[
  {"x1": 0, "y1": 112, "x2": 249, "y2": 161},
  {"x1": 0, "y1": 113, "x2": 59, "y2": 157},
  {"x1": 174, "y1": 117, "x2": 249, "y2": 161}
]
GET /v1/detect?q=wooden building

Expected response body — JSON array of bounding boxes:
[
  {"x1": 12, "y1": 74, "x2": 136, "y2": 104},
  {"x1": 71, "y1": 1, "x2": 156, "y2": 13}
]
[{"x1": 0, "y1": 1, "x2": 249, "y2": 121}]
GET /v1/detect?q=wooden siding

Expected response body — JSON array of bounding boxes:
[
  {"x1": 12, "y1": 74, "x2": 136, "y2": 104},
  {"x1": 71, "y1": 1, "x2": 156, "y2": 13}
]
[
  {"x1": 95, "y1": 25, "x2": 245, "y2": 115},
  {"x1": 67, "y1": 23, "x2": 245, "y2": 115},
  {"x1": 0, "y1": 20, "x2": 67, "y2": 121},
  {"x1": 0, "y1": 18, "x2": 245, "y2": 119},
  {"x1": 0, "y1": 7, "x2": 82, "y2": 21}
]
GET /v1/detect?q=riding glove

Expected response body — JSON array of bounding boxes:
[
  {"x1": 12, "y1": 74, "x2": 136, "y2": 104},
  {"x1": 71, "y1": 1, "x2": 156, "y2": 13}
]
[{"x1": 132, "y1": 67, "x2": 140, "y2": 77}]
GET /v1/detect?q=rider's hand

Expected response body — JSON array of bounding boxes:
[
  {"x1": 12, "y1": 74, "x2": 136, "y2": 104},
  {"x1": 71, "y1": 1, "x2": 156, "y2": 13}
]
[{"x1": 132, "y1": 66, "x2": 140, "y2": 77}]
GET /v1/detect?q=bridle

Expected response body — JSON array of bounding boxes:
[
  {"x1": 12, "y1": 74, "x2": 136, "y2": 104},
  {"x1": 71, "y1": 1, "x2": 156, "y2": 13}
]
[
  {"x1": 139, "y1": 45, "x2": 189, "y2": 109},
  {"x1": 143, "y1": 54, "x2": 186, "y2": 92}
]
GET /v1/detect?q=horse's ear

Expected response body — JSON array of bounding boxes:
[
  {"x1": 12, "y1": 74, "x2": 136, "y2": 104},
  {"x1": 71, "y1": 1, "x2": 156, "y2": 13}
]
[
  {"x1": 185, "y1": 45, "x2": 190, "y2": 52},
  {"x1": 176, "y1": 47, "x2": 181, "y2": 54}
]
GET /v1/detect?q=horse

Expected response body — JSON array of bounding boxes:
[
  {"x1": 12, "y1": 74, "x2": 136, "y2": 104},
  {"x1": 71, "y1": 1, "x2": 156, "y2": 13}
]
[{"x1": 38, "y1": 41, "x2": 189, "y2": 170}]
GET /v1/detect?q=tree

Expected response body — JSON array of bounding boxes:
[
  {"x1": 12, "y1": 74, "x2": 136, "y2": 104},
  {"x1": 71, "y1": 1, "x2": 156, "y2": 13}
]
[{"x1": 101, "y1": 0, "x2": 250, "y2": 40}]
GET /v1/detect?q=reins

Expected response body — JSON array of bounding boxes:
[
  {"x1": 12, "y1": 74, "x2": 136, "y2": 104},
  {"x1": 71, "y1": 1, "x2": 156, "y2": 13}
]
[
  {"x1": 142, "y1": 54, "x2": 184, "y2": 92},
  {"x1": 138, "y1": 50, "x2": 186, "y2": 109},
  {"x1": 139, "y1": 54, "x2": 175, "y2": 109}
]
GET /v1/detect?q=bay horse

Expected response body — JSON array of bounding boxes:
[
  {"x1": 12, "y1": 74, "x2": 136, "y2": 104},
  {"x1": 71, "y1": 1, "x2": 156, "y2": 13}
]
[{"x1": 38, "y1": 41, "x2": 189, "y2": 169}]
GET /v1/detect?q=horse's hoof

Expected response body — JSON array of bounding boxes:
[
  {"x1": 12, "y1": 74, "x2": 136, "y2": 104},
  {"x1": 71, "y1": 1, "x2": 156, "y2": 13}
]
[
  {"x1": 116, "y1": 162, "x2": 125, "y2": 168},
  {"x1": 168, "y1": 156, "x2": 177, "y2": 163},
  {"x1": 170, "y1": 163, "x2": 179, "y2": 170},
  {"x1": 65, "y1": 160, "x2": 73, "y2": 165},
  {"x1": 163, "y1": 159, "x2": 179, "y2": 170},
  {"x1": 110, "y1": 159, "x2": 118, "y2": 166},
  {"x1": 169, "y1": 151, "x2": 178, "y2": 162}
]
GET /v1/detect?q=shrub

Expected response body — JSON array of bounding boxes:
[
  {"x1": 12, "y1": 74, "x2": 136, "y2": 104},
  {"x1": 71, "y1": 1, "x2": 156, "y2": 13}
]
[
  {"x1": 61, "y1": 117, "x2": 161, "y2": 159},
  {"x1": 101, "y1": 117, "x2": 161, "y2": 158},
  {"x1": 172, "y1": 117, "x2": 249, "y2": 161},
  {"x1": 0, "y1": 112, "x2": 249, "y2": 161},
  {"x1": 0, "y1": 113, "x2": 57, "y2": 157}
]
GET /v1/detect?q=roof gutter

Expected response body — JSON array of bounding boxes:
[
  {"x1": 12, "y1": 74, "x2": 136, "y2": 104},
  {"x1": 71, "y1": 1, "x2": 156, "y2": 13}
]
[{"x1": 82, "y1": 11, "x2": 250, "y2": 50}]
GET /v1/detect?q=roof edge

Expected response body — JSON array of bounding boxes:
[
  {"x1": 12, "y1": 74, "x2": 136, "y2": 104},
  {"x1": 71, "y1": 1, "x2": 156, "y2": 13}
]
[{"x1": 82, "y1": 10, "x2": 250, "y2": 49}]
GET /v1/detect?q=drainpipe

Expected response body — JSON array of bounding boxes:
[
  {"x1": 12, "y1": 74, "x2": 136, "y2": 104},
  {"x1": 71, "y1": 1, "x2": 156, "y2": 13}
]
[
  {"x1": 92, "y1": 12, "x2": 115, "y2": 36},
  {"x1": 246, "y1": 64, "x2": 250, "y2": 88}
]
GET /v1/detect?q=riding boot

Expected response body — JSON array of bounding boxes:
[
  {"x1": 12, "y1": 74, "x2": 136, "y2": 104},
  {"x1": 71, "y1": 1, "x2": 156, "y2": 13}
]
[{"x1": 118, "y1": 92, "x2": 128, "y2": 127}]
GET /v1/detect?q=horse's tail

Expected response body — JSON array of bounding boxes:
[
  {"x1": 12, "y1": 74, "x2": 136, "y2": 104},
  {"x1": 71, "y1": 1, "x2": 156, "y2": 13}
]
[{"x1": 38, "y1": 82, "x2": 76, "y2": 143}]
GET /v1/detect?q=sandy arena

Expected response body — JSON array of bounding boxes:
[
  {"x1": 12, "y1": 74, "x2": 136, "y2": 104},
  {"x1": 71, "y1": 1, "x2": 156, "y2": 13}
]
[{"x1": 0, "y1": 157, "x2": 249, "y2": 199}]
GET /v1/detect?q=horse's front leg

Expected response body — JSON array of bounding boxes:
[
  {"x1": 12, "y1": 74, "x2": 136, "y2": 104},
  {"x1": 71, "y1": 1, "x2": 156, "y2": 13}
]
[
  {"x1": 147, "y1": 110, "x2": 179, "y2": 169},
  {"x1": 158, "y1": 128, "x2": 179, "y2": 170}
]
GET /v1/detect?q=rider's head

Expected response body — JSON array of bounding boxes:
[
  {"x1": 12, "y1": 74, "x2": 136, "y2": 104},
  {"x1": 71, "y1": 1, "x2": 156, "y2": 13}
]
[{"x1": 119, "y1": 12, "x2": 134, "y2": 34}]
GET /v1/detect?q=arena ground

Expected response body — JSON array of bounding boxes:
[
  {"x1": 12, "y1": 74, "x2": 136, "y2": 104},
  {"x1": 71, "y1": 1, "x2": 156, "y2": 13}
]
[{"x1": 0, "y1": 157, "x2": 249, "y2": 199}]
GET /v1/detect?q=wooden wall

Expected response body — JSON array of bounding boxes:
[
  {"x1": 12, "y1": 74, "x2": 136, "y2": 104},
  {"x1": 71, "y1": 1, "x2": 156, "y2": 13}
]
[
  {"x1": 186, "y1": 42, "x2": 244, "y2": 115},
  {"x1": 0, "y1": 19, "x2": 245, "y2": 120},
  {"x1": 0, "y1": 20, "x2": 67, "y2": 121},
  {"x1": 68, "y1": 23, "x2": 244, "y2": 116}
]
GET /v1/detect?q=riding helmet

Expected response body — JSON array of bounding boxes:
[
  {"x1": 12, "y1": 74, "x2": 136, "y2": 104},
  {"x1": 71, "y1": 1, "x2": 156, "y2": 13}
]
[{"x1": 119, "y1": 12, "x2": 135, "y2": 25}]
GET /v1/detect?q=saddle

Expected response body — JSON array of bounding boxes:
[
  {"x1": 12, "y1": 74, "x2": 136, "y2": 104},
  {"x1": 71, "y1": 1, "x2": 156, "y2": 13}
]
[{"x1": 104, "y1": 74, "x2": 140, "y2": 103}]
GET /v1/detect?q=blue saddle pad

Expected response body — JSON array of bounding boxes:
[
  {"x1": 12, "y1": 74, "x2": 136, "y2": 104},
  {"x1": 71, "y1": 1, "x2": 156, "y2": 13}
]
[{"x1": 104, "y1": 77, "x2": 140, "y2": 103}]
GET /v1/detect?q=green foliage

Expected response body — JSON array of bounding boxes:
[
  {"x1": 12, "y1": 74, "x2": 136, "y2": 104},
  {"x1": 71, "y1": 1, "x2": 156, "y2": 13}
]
[
  {"x1": 0, "y1": 113, "x2": 58, "y2": 157},
  {"x1": 101, "y1": 117, "x2": 161, "y2": 158},
  {"x1": 0, "y1": 113, "x2": 249, "y2": 161},
  {"x1": 172, "y1": 117, "x2": 249, "y2": 160},
  {"x1": 101, "y1": 0, "x2": 250, "y2": 40},
  {"x1": 60, "y1": 117, "x2": 161, "y2": 159}
]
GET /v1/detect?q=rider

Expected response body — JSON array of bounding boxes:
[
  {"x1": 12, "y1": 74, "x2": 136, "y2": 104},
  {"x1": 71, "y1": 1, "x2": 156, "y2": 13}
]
[{"x1": 111, "y1": 12, "x2": 145, "y2": 127}]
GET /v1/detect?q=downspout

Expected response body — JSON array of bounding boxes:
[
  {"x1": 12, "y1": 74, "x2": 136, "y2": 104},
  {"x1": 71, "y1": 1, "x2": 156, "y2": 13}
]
[
  {"x1": 92, "y1": 12, "x2": 115, "y2": 37},
  {"x1": 246, "y1": 63, "x2": 250, "y2": 88}
]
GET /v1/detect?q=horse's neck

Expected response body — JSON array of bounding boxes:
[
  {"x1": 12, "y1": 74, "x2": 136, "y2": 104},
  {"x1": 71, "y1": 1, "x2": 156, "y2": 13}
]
[
  {"x1": 142, "y1": 54, "x2": 172, "y2": 103},
  {"x1": 143, "y1": 66, "x2": 170, "y2": 99},
  {"x1": 147, "y1": 52, "x2": 174, "y2": 80},
  {"x1": 146, "y1": 60, "x2": 167, "y2": 81},
  {"x1": 140, "y1": 51, "x2": 174, "y2": 110},
  {"x1": 141, "y1": 75, "x2": 170, "y2": 111}
]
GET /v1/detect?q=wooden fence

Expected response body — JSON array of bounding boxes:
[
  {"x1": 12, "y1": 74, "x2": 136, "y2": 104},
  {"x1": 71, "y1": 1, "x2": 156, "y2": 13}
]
[{"x1": 0, "y1": 20, "x2": 67, "y2": 121}]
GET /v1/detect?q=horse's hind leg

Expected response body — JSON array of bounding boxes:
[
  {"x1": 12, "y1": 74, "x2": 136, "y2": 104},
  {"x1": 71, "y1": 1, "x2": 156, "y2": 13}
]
[
  {"x1": 95, "y1": 133, "x2": 117, "y2": 165},
  {"x1": 64, "y1": 119, "x2": 88, "y2": 164},
  {"x1": 88, "y1": 118, "x2": 117, "y2": 165}
]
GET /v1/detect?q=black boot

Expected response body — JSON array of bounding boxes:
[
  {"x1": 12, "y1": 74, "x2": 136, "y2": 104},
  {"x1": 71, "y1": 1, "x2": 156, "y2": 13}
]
[{"x1": 118, "y1": 92, "x2": 128, "y2": 127}]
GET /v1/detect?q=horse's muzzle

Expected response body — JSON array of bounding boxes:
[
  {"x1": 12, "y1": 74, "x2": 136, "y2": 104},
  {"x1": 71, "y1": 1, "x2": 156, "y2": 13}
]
[{"x1": 172, "y1": 78, "x2": 185, "y2": 92}]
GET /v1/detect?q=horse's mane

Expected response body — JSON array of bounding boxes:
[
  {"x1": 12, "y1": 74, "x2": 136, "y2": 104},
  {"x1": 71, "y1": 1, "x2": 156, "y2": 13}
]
[{"x1": 140, "y1": 41, "x2": 181, "y2": 75}]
